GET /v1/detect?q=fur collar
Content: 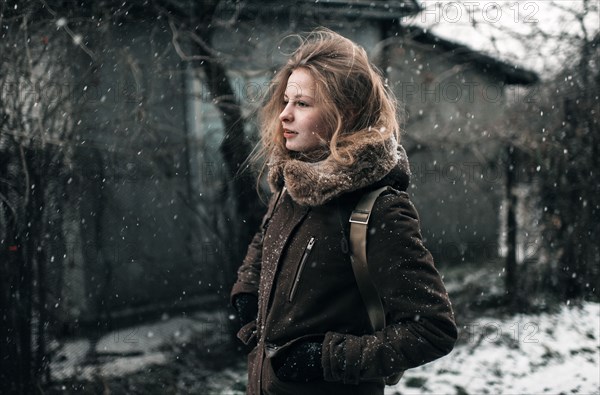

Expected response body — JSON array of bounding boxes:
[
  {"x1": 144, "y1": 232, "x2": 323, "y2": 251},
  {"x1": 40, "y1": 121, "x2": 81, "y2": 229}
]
[{"x1": 267, "y1": 132, "x2": 410, "y2": 206}]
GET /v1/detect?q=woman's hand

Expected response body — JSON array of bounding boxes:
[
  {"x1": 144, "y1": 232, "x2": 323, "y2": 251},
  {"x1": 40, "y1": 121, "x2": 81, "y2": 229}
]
[{"x1": 273, "y1": 341, "x2": 323, "y2": 382}]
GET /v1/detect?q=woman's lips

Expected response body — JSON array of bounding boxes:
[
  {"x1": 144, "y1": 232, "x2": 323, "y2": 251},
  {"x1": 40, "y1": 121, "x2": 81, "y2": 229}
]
[{"x1": 283, "y1": 129, "x2": 298, "y2": 138}]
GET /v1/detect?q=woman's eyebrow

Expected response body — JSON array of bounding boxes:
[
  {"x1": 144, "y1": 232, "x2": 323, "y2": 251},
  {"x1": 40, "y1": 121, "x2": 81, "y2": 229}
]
[{"x1": 283, "y1": 93, "x2": 314, "y2": 99}]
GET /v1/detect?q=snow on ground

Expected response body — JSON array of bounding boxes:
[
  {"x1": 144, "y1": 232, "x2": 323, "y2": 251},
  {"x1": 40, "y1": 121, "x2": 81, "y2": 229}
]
[
  {"x1": 51, "y1": 303, "x2": 600, "y2": 394},
  {"x1": 386, "y1": 302, "x2": 600, "y2": 395},
  {"x1": 51, "y1": 310, "x2": 231, "y2": 381}
]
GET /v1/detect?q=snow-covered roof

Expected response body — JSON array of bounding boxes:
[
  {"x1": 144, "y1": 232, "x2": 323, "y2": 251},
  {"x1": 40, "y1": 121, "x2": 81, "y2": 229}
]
[
  {"x1": 402, "y1": 26, "x2": 540, "y2": 85},
  {"x1": 407, "y1": 0, "x2": 600, "y2": 76}
]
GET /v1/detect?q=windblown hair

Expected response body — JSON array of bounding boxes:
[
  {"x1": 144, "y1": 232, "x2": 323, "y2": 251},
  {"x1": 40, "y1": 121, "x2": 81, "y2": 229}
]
[{"x1": 253, "y1": 27, "x2": 400, "y2": 178}]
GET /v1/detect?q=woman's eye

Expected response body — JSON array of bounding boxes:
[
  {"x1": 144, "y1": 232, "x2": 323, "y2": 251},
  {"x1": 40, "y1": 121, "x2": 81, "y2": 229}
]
[{"x1": 297, "y1": 101, "x2": 308, "y2": 107}]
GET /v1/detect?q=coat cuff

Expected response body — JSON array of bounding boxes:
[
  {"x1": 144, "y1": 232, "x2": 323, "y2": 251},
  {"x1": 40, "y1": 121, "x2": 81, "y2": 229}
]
[
  {"x1": 322, "y1": 332, "x2": 362, "y2": 385},
  {"x1": 236, "y1": 320, "x2": 257, "y2": 346}
]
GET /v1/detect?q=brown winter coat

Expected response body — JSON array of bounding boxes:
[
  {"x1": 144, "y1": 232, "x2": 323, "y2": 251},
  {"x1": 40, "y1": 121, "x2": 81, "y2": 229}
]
[{"x1": 231, "y1": 133, "x2": 457, "y2": 395}]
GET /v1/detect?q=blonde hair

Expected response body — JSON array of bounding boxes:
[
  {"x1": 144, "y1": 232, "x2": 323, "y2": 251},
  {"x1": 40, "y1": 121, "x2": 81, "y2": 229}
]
[{"x1": 252, "y1": 28, "x2": 400, "y2": 180}]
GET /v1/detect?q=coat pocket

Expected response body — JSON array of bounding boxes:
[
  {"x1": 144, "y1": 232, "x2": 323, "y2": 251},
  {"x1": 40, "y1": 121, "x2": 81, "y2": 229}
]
[{"x1": 288, "y1": 236, "x2": 316, "y2": 302}]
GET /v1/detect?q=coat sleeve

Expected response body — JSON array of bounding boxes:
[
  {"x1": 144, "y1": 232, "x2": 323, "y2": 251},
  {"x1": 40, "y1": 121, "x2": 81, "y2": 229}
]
[
  {"x1": 230, "y1": 229, "x2": 264, "y2": 302},
  {"x1": 230, "y1": 191, "x2": 281, "y2": 304},
  {"x1": 322, "y1": 191, "x2": 457, "y2": 384}
]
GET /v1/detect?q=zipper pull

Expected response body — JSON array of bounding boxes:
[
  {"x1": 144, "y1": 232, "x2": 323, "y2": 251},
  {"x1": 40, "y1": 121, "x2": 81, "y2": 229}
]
[{"x1": 288, "y1": 236, "x2": 316, "y2": 303}]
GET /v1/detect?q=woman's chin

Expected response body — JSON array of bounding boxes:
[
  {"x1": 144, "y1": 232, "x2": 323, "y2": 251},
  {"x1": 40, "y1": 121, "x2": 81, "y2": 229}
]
[{"x1": 285, "y1": 142, "x2": 302, "y2": 152}]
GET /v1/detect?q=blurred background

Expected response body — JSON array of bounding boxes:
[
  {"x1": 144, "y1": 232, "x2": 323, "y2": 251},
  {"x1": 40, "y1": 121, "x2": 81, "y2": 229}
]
[{"x1": 1, "y1": 0, "x2": 598, "y2": 394}]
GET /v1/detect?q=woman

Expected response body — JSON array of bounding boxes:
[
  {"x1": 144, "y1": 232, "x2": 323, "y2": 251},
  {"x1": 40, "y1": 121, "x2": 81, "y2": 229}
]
[{"x1": 230, "y1": 28, "x2": 457, "y2": 395}]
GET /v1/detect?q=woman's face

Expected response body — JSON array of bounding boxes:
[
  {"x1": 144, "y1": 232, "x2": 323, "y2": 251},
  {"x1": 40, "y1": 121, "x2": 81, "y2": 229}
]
[{"x1": 279, "y1": 68, "x2": 331, "y2": 153}]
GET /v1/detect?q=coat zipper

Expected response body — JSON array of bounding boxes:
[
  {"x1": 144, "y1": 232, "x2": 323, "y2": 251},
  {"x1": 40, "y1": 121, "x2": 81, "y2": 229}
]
[{"x1": 288, "y1": 236, "x2": 315, "y2": 302}]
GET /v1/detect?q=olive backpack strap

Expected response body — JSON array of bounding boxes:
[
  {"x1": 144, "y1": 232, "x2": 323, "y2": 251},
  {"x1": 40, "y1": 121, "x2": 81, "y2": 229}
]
[
  {"x1": 349, "y1": 185, "x2": 390, "y2": 331},
  {"x1": 349, "y1": 185, "x2": 404, "y2": 385}
]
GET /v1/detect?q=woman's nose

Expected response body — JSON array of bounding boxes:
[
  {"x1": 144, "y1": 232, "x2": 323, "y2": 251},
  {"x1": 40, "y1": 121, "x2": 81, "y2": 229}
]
[{"x1": 279, "y1": 104, "x2": 293, "y2": 123}]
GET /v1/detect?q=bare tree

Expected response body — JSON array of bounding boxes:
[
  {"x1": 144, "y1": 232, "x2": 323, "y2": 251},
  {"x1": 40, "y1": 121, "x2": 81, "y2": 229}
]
[
  {"x1": 492, "y1": 0, "x2": 600, "y2": 305},
  {"x1": 1, "y1": 1, "x2": 81, "y2": 391},
  {"x1": 155, "y1": 0, "x2": 264, "y2": 310},
  {"x1": 403, "y1": 0, "x2": 599, "y2": 308},
  {"x1": 1, "y1": 1, "x2": 266, "y2": 391}
]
